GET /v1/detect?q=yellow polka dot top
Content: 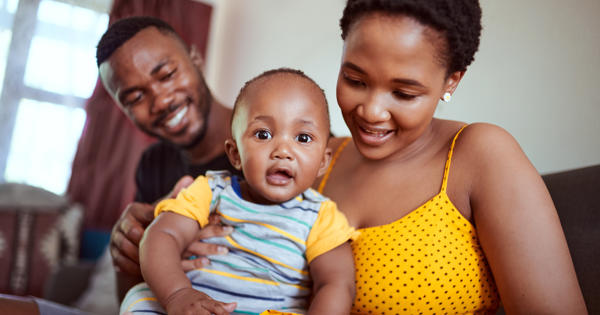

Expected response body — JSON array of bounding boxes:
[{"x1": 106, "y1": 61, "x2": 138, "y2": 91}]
[{"x1": 319, "y1": 126, "x2": 500, "y2": 314}]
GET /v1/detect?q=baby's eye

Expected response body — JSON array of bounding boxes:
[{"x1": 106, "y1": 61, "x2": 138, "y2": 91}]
[
  {"x1": 254, "y1": 129, "x2": 272, "y2": 140},
  {"x1": 296, "y1": 133, "x2": 313, "y2": 143}
]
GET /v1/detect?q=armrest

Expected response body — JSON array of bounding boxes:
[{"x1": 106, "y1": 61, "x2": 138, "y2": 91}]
[{"x1": 43, "y1": 262, "x2": 95, "y2": 305}]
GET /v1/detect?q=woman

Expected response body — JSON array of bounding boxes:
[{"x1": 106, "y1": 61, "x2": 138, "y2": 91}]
[
  {"x1": 314, "y1": 0, "x2": 586, "y2": 313},
  {"x1": 109, "y1": 0, "x2": 587, "y2": 314}
]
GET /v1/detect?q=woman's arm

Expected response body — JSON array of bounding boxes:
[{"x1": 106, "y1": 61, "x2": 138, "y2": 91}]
[
  {"x1": 141, "y1": 212, "x2": 236, "y2": 314},
  {"x1": 464, "y1": 123, "x2": 587, "y2": 314},
  {"x1": 307, "y1": 242, "x2": 355, "y2": 315}
]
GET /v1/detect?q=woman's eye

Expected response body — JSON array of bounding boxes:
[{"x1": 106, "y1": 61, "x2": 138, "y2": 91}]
[
  {"x1": 393, "y1": 90, "x2": 417, "y2": 100},
  {"x1": 296, "y1": 134, "x2": 313, "y2": 143},
  {"x1": 254, "y1": 130, "x2": 272, "y2": 140},
  {"x1": 343, "y1": 72, "x2": 365, "y2": 87}
]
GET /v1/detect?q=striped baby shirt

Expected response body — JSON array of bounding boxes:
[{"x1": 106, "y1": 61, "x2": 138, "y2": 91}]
[{"x1": 120, "y1": 170, "x2": 356, "y2": 315}]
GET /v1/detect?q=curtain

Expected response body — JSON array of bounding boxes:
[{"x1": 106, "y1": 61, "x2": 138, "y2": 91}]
[{"x1": 67, "y1": 0, "x2": 213, "y2": 231}]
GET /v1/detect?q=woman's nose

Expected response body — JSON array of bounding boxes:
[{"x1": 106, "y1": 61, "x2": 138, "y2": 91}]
[{"x1": 357, "y1": 93, "x2": 391, "y2": 123}]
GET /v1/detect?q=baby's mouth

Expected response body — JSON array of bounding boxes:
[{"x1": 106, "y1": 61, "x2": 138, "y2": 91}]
[{"x1": 266, "y1": 167, "x2": 293, "y2": 185}]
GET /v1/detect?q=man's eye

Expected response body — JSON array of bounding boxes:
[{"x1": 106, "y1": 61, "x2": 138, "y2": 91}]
[
  {"x1": 296, "y1": 134, "x2": 312, "y2": 143},
  {"x1": 254, "y1": 130, "x2": 272, "y2": 140},
  {"x1": 160, "y1": 69, "x2": 177, "y2": 81},
  {"x1": 123, "y1": 94, "x2": 143, "y2": 107}
]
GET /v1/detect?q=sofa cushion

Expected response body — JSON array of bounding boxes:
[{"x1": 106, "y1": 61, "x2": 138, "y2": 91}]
[
  {"x1": 542, "y1": 164, "x2": 600, "y2": 314},
  {"x1": 0, "y1": 183, "x2": 83, "y2": 297}
]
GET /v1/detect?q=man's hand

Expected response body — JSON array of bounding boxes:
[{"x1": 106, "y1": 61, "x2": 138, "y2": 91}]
[
  {"x1": 181, "y1": 217, "x2": 233, "y2": 271},
  {"x1": 110, "y1": 201, "x2": 154, "y2": 276},
  {"x1": 110, "y1": 176, "x2": 195, "y2": 275},
  {"x1": 165, "y1": 288, "x2": 236, "y2": 315},
  {"x1": 111, "y1": 175, "x2": 235, "y2": 275}
]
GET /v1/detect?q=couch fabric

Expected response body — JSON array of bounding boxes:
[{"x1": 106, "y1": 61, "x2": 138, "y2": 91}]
[
  {"x1": 0, "y1": 184, "x2": 83, "y2": 297},
  {"x1": 542, "y1": 164, "x2": 600, "y2": 314}
]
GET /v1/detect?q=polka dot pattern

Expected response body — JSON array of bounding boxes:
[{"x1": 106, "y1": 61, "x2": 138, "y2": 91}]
[
  {"x1": 349, "y1": 126, "x2": 499, "y2": 314},
  {"x1": 350, "y1": 192, "x2": 499, "y2": 314}
]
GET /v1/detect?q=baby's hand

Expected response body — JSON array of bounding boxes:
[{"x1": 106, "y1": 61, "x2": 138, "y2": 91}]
[{"x1": 165, "y1": 288, "x2": 237, "y2": 315}]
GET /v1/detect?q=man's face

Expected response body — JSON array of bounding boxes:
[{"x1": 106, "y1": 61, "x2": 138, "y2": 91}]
[
  {"x1": 99, "y1": 27, "x2": 211, "y2": 147},
  {"x1": 226, "y1": 75, "x2": 332, "y2": 204}
]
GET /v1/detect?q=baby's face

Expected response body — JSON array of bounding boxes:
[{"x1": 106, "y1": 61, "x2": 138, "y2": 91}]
[{"x1": 227, "y1": 75, "x2": 331, "y2": 204}]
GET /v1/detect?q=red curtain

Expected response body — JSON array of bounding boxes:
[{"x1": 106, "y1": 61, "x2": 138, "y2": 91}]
[{"x1": 67, "y1": 0, "x2": 213, "y2": 231}]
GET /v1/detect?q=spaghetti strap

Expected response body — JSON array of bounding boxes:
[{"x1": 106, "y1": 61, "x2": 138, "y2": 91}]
[
  {"x1": 317, "y1": 138, "x2": 351, "y2": 193},
  {"x1": 441, "y1": 125, "x2": 469, "y2": 193}
]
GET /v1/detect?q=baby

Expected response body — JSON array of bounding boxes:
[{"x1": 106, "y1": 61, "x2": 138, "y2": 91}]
[{"x1": 120, "y1": 68, "x2": 356, "y2": 315}]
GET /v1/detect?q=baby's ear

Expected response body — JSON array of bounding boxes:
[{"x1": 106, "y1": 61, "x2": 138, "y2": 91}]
[
  {"x1": 224, "y1": 139, "x2": 242, "y2": 170},
  {"x1": 317, "y1": 147, "x2": 333, "y2": 177}
]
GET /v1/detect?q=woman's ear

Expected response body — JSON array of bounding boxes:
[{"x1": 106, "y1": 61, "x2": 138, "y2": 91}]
[
  {"x1": 446, "y1": 70, "x2": 465, "y2": 93},
  {"x1": 441, "y1": 70, "x2": 466, "y2": 100},
  {"x1": 317, "y1": 147, "x2": 333, "y2": 177},
  {"x1": 189, "y1": 44, "x2": 205, "y2": 72},
  {"x1": 224, "y1": 139, "x2": 242, "y2": 170}
]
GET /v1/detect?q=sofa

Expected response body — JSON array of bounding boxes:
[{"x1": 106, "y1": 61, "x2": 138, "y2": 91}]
[
  {"x1": 541, "y1": 164, "x2": 600, "y2": 314},
  {"x1": 31, "y1": 164, "x2": 600, "y2": 314}
]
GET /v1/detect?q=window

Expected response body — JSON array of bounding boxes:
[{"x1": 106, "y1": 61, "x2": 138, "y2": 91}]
[{"x1": 0, "y1": 0, "x2": 110, "y2": 195}]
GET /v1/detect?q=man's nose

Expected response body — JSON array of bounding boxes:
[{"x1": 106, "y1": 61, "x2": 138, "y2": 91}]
[{"x1": 149, "y1": 84, "x2": 174, "y2": 114}]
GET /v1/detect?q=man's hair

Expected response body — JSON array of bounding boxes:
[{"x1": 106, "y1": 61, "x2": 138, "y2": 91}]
[
  {"x1": 340, "y1": 0, "x2": 482, "y2": 74},
  {"x1": 96, "y1": 16, "x2": 181, "y2": 67},
  {"x1": 232, "y1": 68, "x2": 331, "y2": 135}
]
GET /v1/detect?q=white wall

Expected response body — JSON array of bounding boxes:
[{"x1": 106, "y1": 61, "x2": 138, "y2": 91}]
[{"x1": 203, "y1": 0, "x2": 600, "y2": 174}]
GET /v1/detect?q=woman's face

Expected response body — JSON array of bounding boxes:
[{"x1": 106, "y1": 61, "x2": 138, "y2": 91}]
[{"x1": 337, "y1": 13, "x2": 459, "y2": 160}]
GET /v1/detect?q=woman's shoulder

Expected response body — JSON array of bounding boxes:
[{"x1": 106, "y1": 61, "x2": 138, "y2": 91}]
[
  {"x1": 453, "y1": 122, "x2": 533, "y2": 182},
  {"x1": 456, "y1": 123, "x2": 523, "y2": 159}
]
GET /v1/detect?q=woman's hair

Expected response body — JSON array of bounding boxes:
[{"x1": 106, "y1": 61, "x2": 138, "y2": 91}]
[{"x1": 340, "y1": 0, "x2": 482, "y2": 74}]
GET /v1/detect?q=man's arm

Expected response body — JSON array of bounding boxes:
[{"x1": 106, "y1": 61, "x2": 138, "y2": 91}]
[{"x1": 306, "y1": 242, "x2": 355, "y2": 315}]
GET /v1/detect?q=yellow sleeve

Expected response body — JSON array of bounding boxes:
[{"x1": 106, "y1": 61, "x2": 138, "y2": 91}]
[
  {"x1": 154, "y1": 175, "x2": 213, "y2": 227},
  {"x1": 305, "y1": 200, "x2": 358, "y2": 263}
]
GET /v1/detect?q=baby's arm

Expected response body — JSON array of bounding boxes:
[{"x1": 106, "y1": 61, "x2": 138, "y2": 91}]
[
  {"x1": 140, "y1": 212, "x2": 236, "y2": 315},
  {"x1": 306, "y1": 241, "x2": 355, "y2": 315}
]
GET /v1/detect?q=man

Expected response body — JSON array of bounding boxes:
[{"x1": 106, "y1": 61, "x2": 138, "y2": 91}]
[
  {"x1": 97, "y1": 17, "x2": 239, "y2": 302},
  {"x1": 0, "y1": 17, "x2": 239, "y2": 314}
]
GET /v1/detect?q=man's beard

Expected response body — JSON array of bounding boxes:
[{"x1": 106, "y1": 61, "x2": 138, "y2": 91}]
[{"x1": 180, "y1": 98, "x2": 210, "y2": 150}]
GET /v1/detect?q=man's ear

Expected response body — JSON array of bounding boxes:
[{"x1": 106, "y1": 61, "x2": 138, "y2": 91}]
[
  {"x1": 189, "y1": 44, "x2": 205, "y2": 72},
  {"x1": 224, "y1": 138, "x2": 242, "y2": 171},
  {"x1": 317, "y1": 147, "x2": 333, "y2": 178}
]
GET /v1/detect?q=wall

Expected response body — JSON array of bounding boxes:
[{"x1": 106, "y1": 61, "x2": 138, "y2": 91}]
[{"x1": 203, "y1": 0, "x2": 600, "y2": 174}]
